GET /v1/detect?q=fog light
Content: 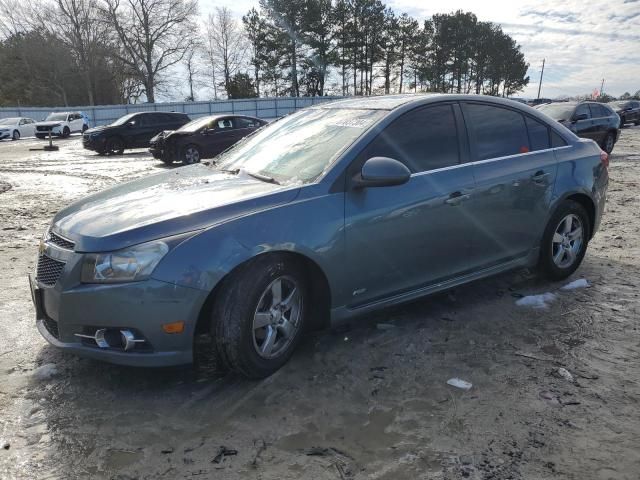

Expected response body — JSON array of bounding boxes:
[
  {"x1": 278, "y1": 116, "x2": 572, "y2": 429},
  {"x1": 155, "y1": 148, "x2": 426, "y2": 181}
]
[{"x1": 162, "y1": 321, "x2": 185, "y2": 334}]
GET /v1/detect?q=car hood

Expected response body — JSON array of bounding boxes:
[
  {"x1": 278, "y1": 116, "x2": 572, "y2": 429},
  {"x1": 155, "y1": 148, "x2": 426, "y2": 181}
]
[
  {"x1": 52, "y1": 165, "x2": 300, "y2": 252},
  {"x1": 0, "y1": 123, "x2": 15, "y2": 129},
  {"x1": 35, "y1": 121, "x2": 63, "y2": 127},
  {"x1": 85, "y1": 125, "x2": 118, "y2": 135}
]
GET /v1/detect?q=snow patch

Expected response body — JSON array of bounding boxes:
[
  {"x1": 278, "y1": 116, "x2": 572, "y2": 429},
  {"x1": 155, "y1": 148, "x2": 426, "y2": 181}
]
[
  {"x1": 561, "y1": 279, "x2": 589, "y2": 290},
  {"x1": 32, "y1": 363, "x2": 58, "y2": 380},
  {"x1": 515, "y1": 292, "x2": 556, "y2": 309},
  {"x1": 447, "y1": 378, "x2": 473, "y2": 390}
]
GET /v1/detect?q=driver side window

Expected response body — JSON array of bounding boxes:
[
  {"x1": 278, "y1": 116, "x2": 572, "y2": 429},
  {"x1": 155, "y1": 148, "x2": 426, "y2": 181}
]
[{"x1": 357, "y1": 104, "x2": 460, "y2": 173}]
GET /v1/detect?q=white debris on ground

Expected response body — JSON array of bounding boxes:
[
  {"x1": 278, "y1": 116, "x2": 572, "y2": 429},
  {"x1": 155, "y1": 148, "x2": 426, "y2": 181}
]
[
  {"x1": 557, "y1": 368, "x2": 575, "y2": 382},
  {"x1": 447, "y1": 378, "x2": 473, "y2": 390},
  {"x1": 32, "y1": 363, "x2": 59, "y2": 380},
  {"x1": 515, "y1": 292, "x2": 556, "y2": 309},
  {"x1": 561, "y1": 279, "x2": 590, "y2": 290}
]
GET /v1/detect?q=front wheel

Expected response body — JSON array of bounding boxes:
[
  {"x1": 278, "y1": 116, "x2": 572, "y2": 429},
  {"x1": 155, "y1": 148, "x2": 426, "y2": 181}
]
[
  {"x1": 182, "y1": 145, "x2": 201, "y2": 164},
  {"x1": 212, "y1": 255, "x2": 308, "y2": 378},
  {"x1": 105, "y1": 137, "x2": 125, "y2": 155},
  {"x1": 12, "y1": 130, "x2": 20, "y2": 141},
  {"x1": 62, "y1": 127, "x2": 70, "y2": 138},
  {"x1": 538, "y1": 200, "x2": 590, "y2": 281}
]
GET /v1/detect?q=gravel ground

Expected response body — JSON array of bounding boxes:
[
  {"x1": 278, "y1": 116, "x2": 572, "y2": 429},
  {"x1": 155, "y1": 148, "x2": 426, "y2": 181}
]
[{"x1": 0, "y1": 130, "x2": 639, "y2": 480}]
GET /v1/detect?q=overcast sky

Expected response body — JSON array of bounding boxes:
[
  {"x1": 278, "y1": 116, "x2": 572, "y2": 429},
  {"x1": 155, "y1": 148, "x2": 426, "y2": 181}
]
[{"x1": 199, "y1": 0, "x2": 640, "y2": 99}]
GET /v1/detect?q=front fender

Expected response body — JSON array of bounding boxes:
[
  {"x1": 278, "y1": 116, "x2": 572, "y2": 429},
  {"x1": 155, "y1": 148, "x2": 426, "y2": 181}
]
[{"x1": 151, "y1": 187, "x2": 347, "y2": 306}]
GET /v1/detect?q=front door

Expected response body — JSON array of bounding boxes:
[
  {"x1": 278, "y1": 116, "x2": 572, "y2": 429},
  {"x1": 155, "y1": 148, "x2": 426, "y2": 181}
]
[
  {"x1": 461, "y1": 102, "x2": 558, "y2": 268},
  {"x1": 345, "y1": 103, "x2": 477, "y2": 306}
]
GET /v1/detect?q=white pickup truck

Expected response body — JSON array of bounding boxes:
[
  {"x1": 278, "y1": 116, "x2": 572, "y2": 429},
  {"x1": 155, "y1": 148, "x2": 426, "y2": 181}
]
[{"x1": 35, "y1": 112, "x2": 90, "y2": 139}]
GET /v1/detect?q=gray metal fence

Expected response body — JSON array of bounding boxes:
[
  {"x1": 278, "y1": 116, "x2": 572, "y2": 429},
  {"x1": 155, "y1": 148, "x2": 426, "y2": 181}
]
[{"x1": 0, "y1": 96, "x2": 345, "y2": 126}]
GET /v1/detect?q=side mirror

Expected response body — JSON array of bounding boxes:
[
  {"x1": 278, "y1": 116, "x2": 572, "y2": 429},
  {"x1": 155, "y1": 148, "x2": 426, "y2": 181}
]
[
  {"x1": 572, "y1": 113, "x2": 588, "y2": 122},
  {"x1": 352, "y1": 157, "x2": 411, "y2": 189},
  {"x1": 127, "y1": 121, "x2": 136, "y2": 128},
  {"x1": 202, "y1": 128, "x2": 216, "y2": 135}
]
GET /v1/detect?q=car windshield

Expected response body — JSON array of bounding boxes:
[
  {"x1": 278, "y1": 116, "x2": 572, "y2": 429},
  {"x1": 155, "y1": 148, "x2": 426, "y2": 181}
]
[
  {"x1": 177, "y1": 116, "x2": 213, "y2": 132},
  {"x1": 46, "y1": 113, "x2": 68, "y2": 121},
  {"x1": 111, "y1": 113, "x2": 138, "y2": 126},
  {"x1": 0, "y1": 117, "x2": 20, "y2": 124},
  {"x1": 537, "y1": 104, "x2": 575, "y2": 121},
  {"x1": 215, "y1": 108, "x2": 385, "y2": 185}
]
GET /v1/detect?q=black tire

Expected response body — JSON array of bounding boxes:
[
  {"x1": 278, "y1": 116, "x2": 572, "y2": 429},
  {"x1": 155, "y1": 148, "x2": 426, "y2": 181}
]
[
  {"x1": 602, "y1": 132, "x2": 615, "y2": 154},
  {"x1": 635, "y1": 119, "x2": 640, "y2": 126},
  {"x1": 182, "y1": 144, "x2": 201, "y2": 164},
  {"x1": 82, "y1": 124, "x2": 88, "y2": 133},
  {"x1": 62, "y1": 126, "x2": 70, "y2": 138},
  {"x1": 538, "y1": 200, "x2": 590, "y2": 281},
  {"x1": 105, "y1": 137, "x2": 125, "y2": 155},
  {"x1": 212, "y1": 255, "x2": 308, "y2": 378},
  {"x1": 12, "y1": 130, "x2": 19, "y2": 141},
  {"x1": 619, "y1": 117, "x2": 625, "y2": 129}
]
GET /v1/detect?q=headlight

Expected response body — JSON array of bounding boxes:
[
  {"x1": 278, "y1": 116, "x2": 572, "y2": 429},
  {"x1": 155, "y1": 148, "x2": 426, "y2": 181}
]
[{"x1": 81, "y1": 240, "x2": 169, "y2": 284}]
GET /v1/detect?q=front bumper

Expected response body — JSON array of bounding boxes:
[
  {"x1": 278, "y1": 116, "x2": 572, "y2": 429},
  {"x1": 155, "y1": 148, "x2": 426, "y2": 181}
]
[
  {"x1": 82, "y1": 135, "x2": 106, "y2": 152},
  {"x1": 30, "y1": 271, "x2": 209, "y2": 367}
]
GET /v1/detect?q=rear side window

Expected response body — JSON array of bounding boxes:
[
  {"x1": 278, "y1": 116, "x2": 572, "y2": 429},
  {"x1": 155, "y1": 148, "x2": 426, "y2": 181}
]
[
  {"x1": 551, "y1": 130, "x2": 567, "y2": 147},
  {"x1": 235, "y1": 117, "x2": 261, "y2": 128},
  {"x1": 359, "y1": 104, "x2": 459, "y2": 173},
  {"x1": 525, "y1": 117, "x2": 550, "y2": 151},
  {"x1": 464, "y1": 104, "x2": 529, "y2": 160}
]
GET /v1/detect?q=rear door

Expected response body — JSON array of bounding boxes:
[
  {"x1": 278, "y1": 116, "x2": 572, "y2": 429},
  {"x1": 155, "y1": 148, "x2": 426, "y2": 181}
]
[
  {"x1": 589, "y1": 104, "x2": 610, "y2": 144},
  {"x1": 461, "y1": 102, "x2": 558, "y2": 269},
  {"x1": 344, "y1": 103, "x2": 477, "y2": 305}
]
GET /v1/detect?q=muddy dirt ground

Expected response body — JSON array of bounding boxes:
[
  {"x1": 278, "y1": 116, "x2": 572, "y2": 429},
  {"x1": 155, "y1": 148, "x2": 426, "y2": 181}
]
[{"x1": 0, "y1": 130, "x2": 639, "y2": 480}]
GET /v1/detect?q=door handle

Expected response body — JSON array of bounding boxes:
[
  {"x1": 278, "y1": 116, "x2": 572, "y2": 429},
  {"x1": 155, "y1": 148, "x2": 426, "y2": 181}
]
[
  {"x1": 531, "y1": 171, "x2": 550, "y2": 183},
  {"x1": 445, "y1": 191, "x2": 470, "y2": 206}
]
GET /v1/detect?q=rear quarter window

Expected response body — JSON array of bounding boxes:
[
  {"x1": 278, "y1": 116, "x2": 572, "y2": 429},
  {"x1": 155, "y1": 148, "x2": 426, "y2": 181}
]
[
  {"x1": 464, "y1": 104, "x2": 529, "y2": 160},
  {"x1": 525, "y1": 116, "x2": 550, "y2": 151}
]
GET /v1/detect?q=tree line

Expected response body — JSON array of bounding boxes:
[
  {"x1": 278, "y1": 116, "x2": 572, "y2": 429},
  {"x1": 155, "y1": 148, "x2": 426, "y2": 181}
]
[{"x1": 0, "y1": 0, "x2": 532, "y2": 107}]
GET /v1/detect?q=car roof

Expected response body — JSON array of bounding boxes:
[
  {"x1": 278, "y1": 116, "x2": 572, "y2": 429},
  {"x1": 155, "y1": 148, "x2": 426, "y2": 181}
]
[{"x1": 316, "y1": 93, "x2": 568, "y2": 112}]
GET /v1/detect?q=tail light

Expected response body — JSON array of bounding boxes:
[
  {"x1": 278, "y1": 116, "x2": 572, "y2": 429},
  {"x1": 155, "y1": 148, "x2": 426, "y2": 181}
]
[{"x1": 600, "y1": 149, "x2": 609, "y2": 169}]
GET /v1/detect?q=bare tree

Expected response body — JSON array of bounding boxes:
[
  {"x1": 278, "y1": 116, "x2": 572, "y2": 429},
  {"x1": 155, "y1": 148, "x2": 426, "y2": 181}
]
[
  {"x1": 0, "y1": 0, "x2": 31, "y2": 37},
  {"x1": 204, "y1": 7, "x2": 247, "y2": 98},
  {"x1": 102, "y1": 0, "x2": 198, "y2": 103},
  {"x1": 183, "y1": 44, "x2": 205, "y2": 101}
]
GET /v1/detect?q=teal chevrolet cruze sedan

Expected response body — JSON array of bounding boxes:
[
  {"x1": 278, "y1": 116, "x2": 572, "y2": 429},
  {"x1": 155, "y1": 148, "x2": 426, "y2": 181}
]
[{"x1": 31, "y1": 94, "x2": 609, "y2": 378}]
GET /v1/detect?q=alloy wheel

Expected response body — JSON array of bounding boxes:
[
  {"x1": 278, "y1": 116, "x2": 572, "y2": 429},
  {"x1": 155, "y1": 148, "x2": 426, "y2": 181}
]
[
  {"x1": 252, "y1": 276, "x2": 302, "y2": 359},
  {"x1": 12, "y1": 130, "x2": 19, "y2": 140},
  {"x1": 184, "y1": 147, "x2": 200, "y2": 164},
  {"x1": 551, "y1": 214, "x2": 583, "y2": 268},
  {"x1": 605, "y1": 134, "x2": 614, "y2": 153}
]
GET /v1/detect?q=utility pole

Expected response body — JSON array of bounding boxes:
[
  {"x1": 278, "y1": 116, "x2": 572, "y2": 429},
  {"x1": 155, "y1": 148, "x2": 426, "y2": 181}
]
[
  {"x1": 537, "y1": 58, "x2": 545, "y2": 100},
  {"x1": 600, "y1": 78, "x2": 605, "y2": 98}
]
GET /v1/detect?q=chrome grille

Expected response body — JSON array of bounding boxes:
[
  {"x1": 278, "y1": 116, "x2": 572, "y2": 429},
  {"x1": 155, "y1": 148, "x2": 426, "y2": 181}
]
[
  {"x1": 47, "y1": 231, "x2": 74, "y2": 250},
  {"x1": 36, "y1": 254, "x2": 65, "y2": 286}
]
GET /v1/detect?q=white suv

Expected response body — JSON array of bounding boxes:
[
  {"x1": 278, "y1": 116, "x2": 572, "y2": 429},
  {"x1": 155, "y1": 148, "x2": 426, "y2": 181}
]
[{"x1": 35, "y1": 112, "x2": 89, "y2": 139}]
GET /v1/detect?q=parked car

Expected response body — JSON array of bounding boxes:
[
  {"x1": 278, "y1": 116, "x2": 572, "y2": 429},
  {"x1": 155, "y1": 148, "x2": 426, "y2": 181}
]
[
  {"x1": 608, "y1": 100, "x2": 640, "y2": 128},
  {"x1": 30, "y1": 94, "x2": 608, "y2": 378},
  {"x1": 35, "y1": 112, "x2": 89, "y2": 139},
  {"x1": 536, "y1": 101, "x2": 620, "y2": 153},
  {"x1": 149, "y1": 115, "x2": 267, "y2": 164},
  {"x1": 0, "y1": 117, "x2": 36, "y2": 140},
  {"x1": 83, "y1": 112, "x2": 190, "y2": 155}
]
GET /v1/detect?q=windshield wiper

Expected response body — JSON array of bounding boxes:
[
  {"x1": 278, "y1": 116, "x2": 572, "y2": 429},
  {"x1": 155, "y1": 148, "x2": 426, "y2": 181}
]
[{"x1": 243, "y1": 169, "x2": 280, "y2": 185}]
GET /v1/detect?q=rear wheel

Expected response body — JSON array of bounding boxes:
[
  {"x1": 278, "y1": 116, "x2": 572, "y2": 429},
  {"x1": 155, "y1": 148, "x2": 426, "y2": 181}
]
[
  {"x1": 105, "y1": 137, "x2": 125, "y2": 155},
  {"x1": 82, "y1": 124, "x2": 88, "y2": 133},
  {"x1": 12, "y1": 130, "x2": 19, "y2": 141},
  {"x1": 538, "y1": 200, "x2": 590, "y2": 281},
  {"x1": 602, "y1": 132, "x2": 615, "y2": 154},
  {"x1": 182, "y1": 145, "x2": 201, "y2": 164},
  {"x1": 212, "y1": 255, "x2": 308, "y2": 378}
]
